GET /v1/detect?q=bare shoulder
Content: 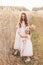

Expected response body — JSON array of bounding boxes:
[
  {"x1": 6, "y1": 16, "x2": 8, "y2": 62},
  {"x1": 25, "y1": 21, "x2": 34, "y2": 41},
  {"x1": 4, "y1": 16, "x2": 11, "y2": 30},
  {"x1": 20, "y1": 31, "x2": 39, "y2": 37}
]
[{"x1": 25, "y1": 25, "x2": 31, "y2": 29}]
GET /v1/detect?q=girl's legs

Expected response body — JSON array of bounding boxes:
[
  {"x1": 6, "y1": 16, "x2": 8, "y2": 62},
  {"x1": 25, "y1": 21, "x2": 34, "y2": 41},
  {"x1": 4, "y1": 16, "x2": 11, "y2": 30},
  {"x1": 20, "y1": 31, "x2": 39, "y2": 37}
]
[
  {"x1": 26, "y1": 56, "x2": 30, "y2": 59},
  {"x1": 25, "y1": 56, "x2": 31, "y2": 62}
]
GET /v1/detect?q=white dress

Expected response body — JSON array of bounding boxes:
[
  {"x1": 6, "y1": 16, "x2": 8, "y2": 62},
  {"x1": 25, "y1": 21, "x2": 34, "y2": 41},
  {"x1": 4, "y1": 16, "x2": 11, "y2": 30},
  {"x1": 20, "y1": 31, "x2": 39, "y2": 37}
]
[
  {"x1": 14, "y1": 28, "x2": 21, "y2": 50},
  {"x1": 20, "y1": 35, "x2": 33, "y2": 56},
  {"x1": 14, "y1": 21, "x2": 33, "y2": 56}
]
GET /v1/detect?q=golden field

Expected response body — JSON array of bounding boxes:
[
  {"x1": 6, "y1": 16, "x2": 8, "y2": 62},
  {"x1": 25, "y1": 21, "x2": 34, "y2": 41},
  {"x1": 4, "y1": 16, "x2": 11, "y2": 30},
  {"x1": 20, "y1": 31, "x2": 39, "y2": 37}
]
[{"x1": 0, "y1": 6, "x2": 43, "y2": 65}]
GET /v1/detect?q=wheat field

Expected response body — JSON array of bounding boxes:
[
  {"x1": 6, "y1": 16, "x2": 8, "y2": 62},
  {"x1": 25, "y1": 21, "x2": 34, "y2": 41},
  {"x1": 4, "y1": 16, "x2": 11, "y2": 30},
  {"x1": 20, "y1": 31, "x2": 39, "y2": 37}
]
[{"x1": 0, "y1": 6, "x2": 43, "y2": 65}]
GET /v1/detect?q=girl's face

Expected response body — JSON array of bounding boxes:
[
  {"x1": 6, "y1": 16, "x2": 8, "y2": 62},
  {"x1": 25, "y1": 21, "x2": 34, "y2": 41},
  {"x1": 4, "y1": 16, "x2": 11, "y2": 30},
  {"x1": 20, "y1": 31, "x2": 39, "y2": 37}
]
[
  {"x1": 20, "y1": 13, "x2": 28, "y2": 27},
  {"x1": 25, "y1": 29, "x2": 29, "y2": 34},
  {"x1": 25, "y1": 27, "x2": 30, "y2": 34},
  {"x1": 21, "y1": 14, "x2": 25, "y2": 20}
]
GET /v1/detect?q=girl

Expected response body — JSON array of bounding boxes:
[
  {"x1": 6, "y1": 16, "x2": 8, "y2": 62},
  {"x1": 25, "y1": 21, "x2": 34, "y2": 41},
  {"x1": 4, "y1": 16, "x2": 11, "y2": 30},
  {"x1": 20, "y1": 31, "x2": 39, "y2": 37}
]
[
  {"x1": 18, "y1": 26, "x2": 33, "y2": 62},
  {"x1": 14, "y1": 12, "x2": 35, "y2": 62}
]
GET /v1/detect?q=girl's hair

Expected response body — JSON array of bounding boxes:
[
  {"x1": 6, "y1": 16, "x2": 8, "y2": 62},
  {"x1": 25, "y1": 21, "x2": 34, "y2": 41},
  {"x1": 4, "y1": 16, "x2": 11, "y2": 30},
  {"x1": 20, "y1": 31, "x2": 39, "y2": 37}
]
[
  {"x1": 28, "y1": 30, "x2": 30, "y2": 35},
  {"x1": 19, "y1": 12, "x2": 28, "y2": 27},
  {"x1": 29, "y1": 28, "x2": 31, "y2": 35}
]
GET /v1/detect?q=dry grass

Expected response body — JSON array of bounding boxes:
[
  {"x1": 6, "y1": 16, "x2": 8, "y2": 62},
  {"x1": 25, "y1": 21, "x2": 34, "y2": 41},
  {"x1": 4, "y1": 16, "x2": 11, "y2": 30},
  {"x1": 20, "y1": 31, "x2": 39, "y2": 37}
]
[{"x1": 0, "y1": 7, "x2": 43, "y2": 65}]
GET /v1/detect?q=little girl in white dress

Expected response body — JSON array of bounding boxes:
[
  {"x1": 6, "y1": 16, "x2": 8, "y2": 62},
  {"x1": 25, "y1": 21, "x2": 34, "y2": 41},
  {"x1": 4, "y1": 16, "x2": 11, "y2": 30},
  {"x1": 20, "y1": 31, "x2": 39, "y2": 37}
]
[{"x1": 20, "y1": 26, "x2": 33, "y2": 57}]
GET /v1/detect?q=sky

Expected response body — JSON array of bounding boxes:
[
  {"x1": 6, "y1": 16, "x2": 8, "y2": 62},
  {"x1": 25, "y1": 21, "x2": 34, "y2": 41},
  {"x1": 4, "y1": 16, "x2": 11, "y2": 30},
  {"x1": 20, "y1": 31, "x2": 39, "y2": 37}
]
[{"x1": 0, "y1": 0, "x2": 43, "y2": 10}]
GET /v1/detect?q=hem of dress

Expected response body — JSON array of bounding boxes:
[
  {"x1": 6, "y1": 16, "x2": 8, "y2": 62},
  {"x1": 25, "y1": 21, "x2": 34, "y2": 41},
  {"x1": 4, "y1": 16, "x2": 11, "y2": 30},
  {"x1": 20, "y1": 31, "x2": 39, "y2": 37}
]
[{"x1": 21, "y1": 54, "x2": 33, "y2": 57}]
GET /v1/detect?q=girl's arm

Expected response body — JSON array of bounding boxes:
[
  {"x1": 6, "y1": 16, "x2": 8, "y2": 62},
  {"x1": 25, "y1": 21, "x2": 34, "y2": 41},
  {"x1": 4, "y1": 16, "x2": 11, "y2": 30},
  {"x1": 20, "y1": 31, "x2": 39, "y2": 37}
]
[{"x1": 18, "y1": 31, "x2": 28, "y2": 38}]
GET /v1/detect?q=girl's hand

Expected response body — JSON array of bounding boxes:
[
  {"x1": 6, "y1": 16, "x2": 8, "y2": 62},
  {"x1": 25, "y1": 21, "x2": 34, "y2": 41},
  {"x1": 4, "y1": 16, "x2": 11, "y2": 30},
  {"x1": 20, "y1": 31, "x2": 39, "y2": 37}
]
[
  {"x1": 21, "y1": 35, "x2": 28, "y2": 38},
  {"x1": 31, "y1": 24, "x2": 36, "y2": 29},
  {"x1": 16, "y1": 24, "x2": 19, "y2": 29},
  {"x1": 16, "y1": 22, "x2": 20, "y2": 29},
  {"x1": 18, "y1": 32, "x2": 28, "y2": 38}
]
